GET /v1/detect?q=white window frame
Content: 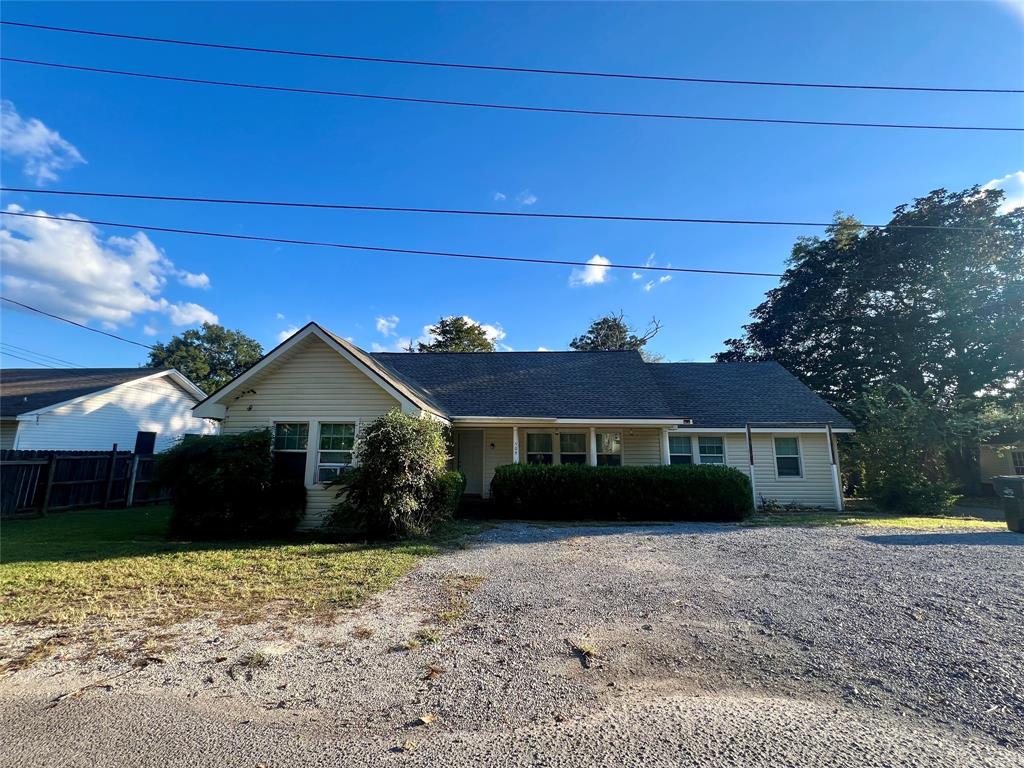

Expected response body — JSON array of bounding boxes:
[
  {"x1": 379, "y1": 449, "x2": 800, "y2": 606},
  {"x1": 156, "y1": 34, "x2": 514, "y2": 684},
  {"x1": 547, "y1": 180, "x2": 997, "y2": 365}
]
[
  {"x1": 272, "y1": 420, "x2": 311, "y2": 485},
  {"x1": 668, "y1": 434, "x2": 694, "y2": 465},
  {"x1": 595, "y1": 431, "x2": 623, "y2": 466},
  {"x1": 697, "y1": 435, "x2": 726, "y2": 465},
  {"x1": 525, "y1": 431, "x2": 555, "y2": 465},
  {"x1": 315, "y1": 421, "x2": 357, "y2": 484},
  {"x1": 558, "y1": 432, "x2": 588, "y2": 465},
  {"x1": 772, "y1": 434, "x2": 804, "y2": 479}
]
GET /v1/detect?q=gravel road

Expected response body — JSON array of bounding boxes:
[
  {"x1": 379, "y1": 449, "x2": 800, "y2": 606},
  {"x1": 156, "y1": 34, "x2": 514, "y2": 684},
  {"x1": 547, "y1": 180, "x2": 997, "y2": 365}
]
[{"x1": 1, "y1": 522, "x2": 1022, "y2": 767}]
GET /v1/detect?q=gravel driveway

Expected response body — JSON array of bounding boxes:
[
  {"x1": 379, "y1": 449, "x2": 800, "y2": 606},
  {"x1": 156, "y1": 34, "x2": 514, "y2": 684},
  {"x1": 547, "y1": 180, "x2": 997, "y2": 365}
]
[{"x1": 2, "y1": 522, "x2": 1022, "y2": 767}]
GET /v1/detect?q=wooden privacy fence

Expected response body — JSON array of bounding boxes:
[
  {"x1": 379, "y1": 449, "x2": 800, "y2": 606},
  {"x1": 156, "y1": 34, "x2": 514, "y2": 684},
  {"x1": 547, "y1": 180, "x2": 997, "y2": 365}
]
[{"x1": 0, "y1": 445, "x2": 166, "y2": 519}]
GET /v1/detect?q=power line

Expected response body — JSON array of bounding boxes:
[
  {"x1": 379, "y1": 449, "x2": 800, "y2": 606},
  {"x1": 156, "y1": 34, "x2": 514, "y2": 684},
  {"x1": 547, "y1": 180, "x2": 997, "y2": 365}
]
[
  {"x1": 0, "y1": 210, "x2": 786, "y2": 278},
  {"x1": 0, "y1": 296, "x2": 157, "y2": 350},
  {"x1": 4, "y1": 56, "x2": 1020, "y2": 133},
  {"x1": 0, "y1": 350, "x2": 63, "y2": 369},
  {"x1": 1, "y1": 186, "x2": 997, "y2": 232},
  {"x1": 2, "y1": 20, "x2": 1020, "y2": 95},
  {"x1": 0, "y1": 342, "x2": 85, "y2": 367}
]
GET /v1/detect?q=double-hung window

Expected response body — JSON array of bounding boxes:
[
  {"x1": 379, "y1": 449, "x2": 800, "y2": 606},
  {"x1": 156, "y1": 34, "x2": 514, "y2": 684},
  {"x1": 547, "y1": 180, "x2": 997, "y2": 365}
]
[
  {"x1": 526, "y1": 433, "x2": 553, "y2": 464},
  {"x1": 669, "y1": 435, "x2": 693, "y2": 465},
  {"x1": 596, "y1": 432, "x2": 622, "y2": 466},
  {"x1": 1012, "y1": 450, "x2": 1024, "y2": 475},
  {"x1": 318, "y1": 423, "x2": 355, "y2": 482},
  {"x1": 559, "y1": 433, "x2": 587, "y2": 465},
  {"x1": 698, "y1": 436, "x2": 725, "y2": 465},
  {"x1": 774, "y1": 437, "x2": 802, "y2": 477},
  {"x1": 273, "y1": 422, "x2": 309, "y2": 482}
]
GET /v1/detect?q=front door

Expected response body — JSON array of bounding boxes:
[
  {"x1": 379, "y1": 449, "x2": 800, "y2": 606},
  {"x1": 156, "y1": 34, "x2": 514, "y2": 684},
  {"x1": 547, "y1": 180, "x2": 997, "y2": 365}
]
[{"x1": 457, "y1": 430, "x2": 484, "y2": 496}]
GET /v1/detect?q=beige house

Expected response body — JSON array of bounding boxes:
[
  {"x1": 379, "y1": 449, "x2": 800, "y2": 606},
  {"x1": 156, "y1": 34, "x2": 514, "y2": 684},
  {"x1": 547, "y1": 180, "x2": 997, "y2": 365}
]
[
  {"x1": 979, "y1": 438, "x2": 1024, "y2": 491},
  {"x1": 193, "y1": 323, "x2": 854, "y2": 527}
]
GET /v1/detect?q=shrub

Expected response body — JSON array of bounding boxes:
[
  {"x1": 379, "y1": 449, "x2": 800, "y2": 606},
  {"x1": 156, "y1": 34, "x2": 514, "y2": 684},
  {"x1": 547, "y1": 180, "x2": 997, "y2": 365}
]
[
  {"x1": 155, "y1": 429, "x2": 306, "y2": 539},
  {"x1": 489, "y1": 463, "x2": 753, "y2": 522},
  {"x1": 327, "y1": 411, "x2": 459, "y2": 538}
]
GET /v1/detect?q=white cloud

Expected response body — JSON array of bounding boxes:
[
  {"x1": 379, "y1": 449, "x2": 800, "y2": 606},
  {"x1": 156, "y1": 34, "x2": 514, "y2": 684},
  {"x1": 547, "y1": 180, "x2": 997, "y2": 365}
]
[
  {"x1": 517, "y1": 190, "x2": 538, "y2": 206},
  {"x1": 536, "y1": 346, "x2": 550, "y2": 352},
  {"x1": 461, "y1": 315, "x2": 506, "y2": 344},
  {"x1": 982, "y1": 171, "x2": 1024, "y2": 213},
  {"x1": 275, "y1": 312, "x2": 285, "y2": 320},
  {"x1": 143, "y1": 324, "x2": 159, "y2": 337},
  {"x1": 276, "y1": 325, "x2": 299, "y2": 343},
  {"x1": 642, "y1": 280, "x2": 655, "y2": 292},
  {"x1": 371, "y1": 315, "x2": 506, "y2": 351},
  {"x1": 493, "y1": 192, "x2": 507, "y2": 202},
  {"x1": 631, "y1": 272, "x2": 642, "y2": 280},
  {"x1": 0, "y1": 205, "x2": 218, "y2": 328},
  {"x1": 0, "y1": 100, "x2": 85, "y2": 185},
  {"x1": 569, "y1": 254, "x2": 612, "y2": 287},
  {"x1": 659, "y1": 275, "x2": 672, "y2": 284},
  {"x1": 375, "y1": 314, "x2": 400, "y2": 336},
  {"x1": 178, "y1": 270, "x2": 210, "y2": 289},
  {"x1": 997, "y1": 0, "x2": 1024, "y2": 22}
]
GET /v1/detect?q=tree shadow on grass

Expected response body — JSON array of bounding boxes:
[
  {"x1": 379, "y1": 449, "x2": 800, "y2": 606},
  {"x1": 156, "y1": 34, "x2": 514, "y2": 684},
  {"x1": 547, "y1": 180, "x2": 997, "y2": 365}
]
[{"x1": 859, "y1": 531, "x2": 1023, "y2": 547}]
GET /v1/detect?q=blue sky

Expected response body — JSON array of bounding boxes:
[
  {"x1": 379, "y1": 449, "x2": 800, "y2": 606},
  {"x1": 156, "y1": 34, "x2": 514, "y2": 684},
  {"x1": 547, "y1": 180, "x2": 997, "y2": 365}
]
[{"x1": 1, "y1": 1, "x2": 1022, "y2": 369}]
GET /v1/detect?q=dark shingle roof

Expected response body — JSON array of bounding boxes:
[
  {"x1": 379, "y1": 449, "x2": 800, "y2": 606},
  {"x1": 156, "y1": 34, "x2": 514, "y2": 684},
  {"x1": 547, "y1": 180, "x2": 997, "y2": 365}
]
[
  {"x1": 648, "y1": 361, "x2": 853, "y2": 428},
  {"x1": 370, "y1": 351, "x2": 851, "y2": 427},
  {"x1": 371, "y1": 351, "x2": 674, "y2": 419},
  {"x1": 0, "y1": 368, "x2": 169, "y2": 418}
]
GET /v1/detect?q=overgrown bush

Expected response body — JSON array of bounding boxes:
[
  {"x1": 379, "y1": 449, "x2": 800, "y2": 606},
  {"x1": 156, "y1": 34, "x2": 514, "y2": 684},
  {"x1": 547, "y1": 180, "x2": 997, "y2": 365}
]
[
  {"x1": 327, "y1": 410, "x2": 461, "y2": 538},
  {"x1": 155, "y1": 429, "x2": 306, "y2": 539},
  {"x1": 489, "y1": 463, "x2": 753, "y2": 521}
]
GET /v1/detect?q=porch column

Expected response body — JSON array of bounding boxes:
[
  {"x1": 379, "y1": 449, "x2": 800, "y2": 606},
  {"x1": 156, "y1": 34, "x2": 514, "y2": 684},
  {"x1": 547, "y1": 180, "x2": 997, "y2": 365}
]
[
  {"x1": 661, "y1": 428, "x2": 671, "y2": 466},
  {"x1": 588, "y1": 427, "x2": 597, "y2": 466},
  {"x1": 827, "y1": 423, "x2": 844, "y2": 511},
  {"x1": 512, "y1": 426, "x2": 520, "y2": 464}
]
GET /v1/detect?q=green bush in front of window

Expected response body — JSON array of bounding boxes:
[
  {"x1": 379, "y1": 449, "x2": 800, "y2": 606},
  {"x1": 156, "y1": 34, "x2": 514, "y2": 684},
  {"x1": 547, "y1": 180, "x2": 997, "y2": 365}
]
[
  {"x1": 326, "y1": 410, "x2": 463, "y2": 538},
  {"x1": 489, "y1": 463, "x2": 753, "y2": 522},
  {"x1": 155, "y1": 428, "x2": 306, "y2": 539}
]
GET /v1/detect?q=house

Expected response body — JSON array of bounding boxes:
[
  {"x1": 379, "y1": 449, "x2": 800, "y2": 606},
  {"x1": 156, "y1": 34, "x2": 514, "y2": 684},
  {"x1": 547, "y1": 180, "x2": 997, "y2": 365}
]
[
  {"x1": 979, "y1": 432, "x2": 1024, "y2": 491},
  {"x1": 0, "y1": 367, "x2": 218, "y2": 452},
  {"x1": 193, "y1": 323, "x2": 854, "y2": 526}
]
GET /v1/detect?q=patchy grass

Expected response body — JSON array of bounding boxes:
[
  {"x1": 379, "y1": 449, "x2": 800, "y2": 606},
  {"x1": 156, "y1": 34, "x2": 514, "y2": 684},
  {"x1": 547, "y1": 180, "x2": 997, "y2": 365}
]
[
  {"x1": 0, "y1": 506, "x2": 486, "y2": 628},
  {"x1": 748, "y1": 511, "x2": 1005, "y2": 530}
]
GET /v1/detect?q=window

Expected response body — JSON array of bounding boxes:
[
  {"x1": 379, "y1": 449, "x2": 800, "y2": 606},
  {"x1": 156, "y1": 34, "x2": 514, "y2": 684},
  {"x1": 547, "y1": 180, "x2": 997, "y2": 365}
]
[
  {"x1": 1013, "y1": 451, "x2": 1024, "y2": 475},
  {"x1": 596, "y1": 432, "x2": 622, "y2": 466},
  {"x1": 527, "y1": 433, "x2": 553, "y2": 464},
  {"x1": 273, "y1": 422, "x2": 309, "y2": 482},
  {"x1": 669, "y1": 435, "x2": 693, "y2": 465},
  {"x1": 134, "y1": 431, "x2": 157, "y2": 455},
  {"x1": 317, "y1": 423, "x2": 355, "y2": 482},
  {"x1": 774, "y1": 437, "x2": 802, "y2": 477},
  {"x1": 698, "y1": 436, "x2": 725, "y2": 465},
  {"x1": 559, "y1": 433, "x2": 587, "y2": 465}
]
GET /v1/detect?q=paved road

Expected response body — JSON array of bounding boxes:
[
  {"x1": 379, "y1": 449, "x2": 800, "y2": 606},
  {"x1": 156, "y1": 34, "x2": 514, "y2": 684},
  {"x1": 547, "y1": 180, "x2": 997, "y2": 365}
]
[{"x1": 2, "y1": 522, "x2": 1022, "y2": 767}]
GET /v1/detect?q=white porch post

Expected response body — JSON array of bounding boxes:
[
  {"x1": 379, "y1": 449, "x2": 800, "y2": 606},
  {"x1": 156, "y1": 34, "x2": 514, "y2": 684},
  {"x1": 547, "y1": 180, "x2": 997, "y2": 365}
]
[
  {"x1": 827, "y1": 423, "x2": 844, "y2": 511},
  {"x1": 512, "y1": 426, "x2": 520, "y2": 464},
  {"x1": 661, "y1": 428, "x2": 671, "y2": 466},
  {"x1": 745, "y1": 424, "x2": 758, "y2": 511},
  {"x1": 588, "y1": 427, "x2": 598, "y2": 466}
]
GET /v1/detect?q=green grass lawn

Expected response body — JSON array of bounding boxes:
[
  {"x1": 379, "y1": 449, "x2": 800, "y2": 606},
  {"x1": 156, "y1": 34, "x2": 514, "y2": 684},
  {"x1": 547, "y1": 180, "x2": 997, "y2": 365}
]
[
  {"x1": 747, "y1": 511, "x2": 1006, "y2": 530},
  {"x1": 0, "y1": 506, "x2": 481, "y2": 628}
]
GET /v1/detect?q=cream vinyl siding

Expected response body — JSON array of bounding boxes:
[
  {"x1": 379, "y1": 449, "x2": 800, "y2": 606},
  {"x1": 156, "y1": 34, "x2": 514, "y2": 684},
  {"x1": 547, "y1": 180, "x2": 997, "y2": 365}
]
[
  {"x1": 13, "y1": 376, "x2": 215, "y2": 452},
  {"x1": 481, "y1": 427, "x2": 514, "y2": 498},
  {"x1": 622, "y1": 428, "x2": 662, "y2": 466},
  {"x1": 749, "y1": 432, "x2": 836, "y2": 508},
  {"x1": 219, "y1": 334, "x2": 400, "y2": 525},
  {"x1": 979, "y1": 444, "x2": 1023, "y2": 484},
  {"x1": 0, "y1": 420, "x2": 19, "y2": 450}
]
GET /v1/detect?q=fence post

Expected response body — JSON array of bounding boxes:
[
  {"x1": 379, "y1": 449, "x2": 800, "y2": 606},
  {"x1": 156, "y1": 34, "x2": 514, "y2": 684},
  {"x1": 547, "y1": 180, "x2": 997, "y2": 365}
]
[
  {"x1": 40, "y1": 453, "x2": 58, "y2": 516},
  {"x1": 126, "y1": 454, "x2": 140, "y2": 508},
  {"x1": 103, "y1": 444, "x2": 118, "y2": 508}
]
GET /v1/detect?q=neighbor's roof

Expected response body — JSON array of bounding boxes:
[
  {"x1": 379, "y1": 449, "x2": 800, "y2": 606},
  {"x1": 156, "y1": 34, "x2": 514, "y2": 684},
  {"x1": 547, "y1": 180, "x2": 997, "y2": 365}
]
[
  {"x1": 371, "y1": 351, "x2": 853, "y2": 428},
  {"x1": 1, "y1": 368, "x2": 173, "y2": 418}
]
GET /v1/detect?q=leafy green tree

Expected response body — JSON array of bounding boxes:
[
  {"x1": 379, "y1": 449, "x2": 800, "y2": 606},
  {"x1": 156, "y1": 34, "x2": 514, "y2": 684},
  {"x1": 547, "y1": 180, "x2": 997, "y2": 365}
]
[
  {"x1": 716, "y1": 186, "x2": 1024, "y2": 409},
  {"x1": 569, "y1": 311, "x2": 662, "y2": 358},
  {"x1": 146, "y1": 323, "x2": 264, "y2": 394},
  {"x1": 413, "y1": 316, "x2": 496, "y2": 352}
]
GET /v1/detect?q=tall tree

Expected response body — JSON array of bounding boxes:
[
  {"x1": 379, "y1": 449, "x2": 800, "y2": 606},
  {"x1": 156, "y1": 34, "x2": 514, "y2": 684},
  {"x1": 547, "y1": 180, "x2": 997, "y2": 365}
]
[
  {"x1": 147, "y1": 323, "x2": 264, "y2": 394},
  {"x1": 569, "y1": 311, "x2": 662, "y2": 357},
  {"x1": 413, "y1": 316, "x2": 495, "y2": 352},
  {"x1": 716, "y1": 186, "x2": 1024, "y2": 409}
]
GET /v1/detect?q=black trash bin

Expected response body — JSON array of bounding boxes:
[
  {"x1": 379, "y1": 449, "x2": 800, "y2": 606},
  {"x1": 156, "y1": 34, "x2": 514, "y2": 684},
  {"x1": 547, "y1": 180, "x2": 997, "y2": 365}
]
[{"x1": 991, "y1": 476, "x2": 1024, "y2": 533}]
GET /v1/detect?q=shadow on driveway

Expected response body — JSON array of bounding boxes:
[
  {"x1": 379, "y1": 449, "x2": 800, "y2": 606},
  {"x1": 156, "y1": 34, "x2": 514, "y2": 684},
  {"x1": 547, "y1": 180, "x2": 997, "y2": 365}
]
[{"x1": 860, "y1": 531, "x2": 1022, "y2": 547}]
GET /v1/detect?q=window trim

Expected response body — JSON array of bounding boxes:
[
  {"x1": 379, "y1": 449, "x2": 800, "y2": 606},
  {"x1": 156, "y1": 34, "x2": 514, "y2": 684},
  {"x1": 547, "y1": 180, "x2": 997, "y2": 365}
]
[
  {"x1": 772, "y1": 434, "x2": 804, "y2": 480},
  {"x1": 271, "y1": 420, "x2": 311, "y2": 486},
  {"x1": 697, "y1": 435, "x2": 727, "y2": 465},
  {"x1": 595, "y1": 431, "x2": 623, "y2": 466},
  {"x1": 316, "y1": 421, "x2": 357, "y2": 484},
  {"x1": 525, "y1": 431, "x2": 555, "y2": 465},
  {"x1": 668, "y1": 434, "x2": 693, "y2": 465},
  {"x1": 558, "y1": 432, "x2": 588, "y2": 465},
  {"x1": 1012, "y1": 450, "x2": 1024, "y2": 475}
]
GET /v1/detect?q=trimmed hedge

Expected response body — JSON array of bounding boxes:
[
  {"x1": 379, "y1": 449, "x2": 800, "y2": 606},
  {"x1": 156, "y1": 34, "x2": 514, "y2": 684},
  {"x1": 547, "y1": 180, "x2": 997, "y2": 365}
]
[
  {"x1": 489, "y1": 463, "x2": 753, "y2": 522},
  {"x1": 155, "y1": 429, "x2": 306, "y2": 539}
]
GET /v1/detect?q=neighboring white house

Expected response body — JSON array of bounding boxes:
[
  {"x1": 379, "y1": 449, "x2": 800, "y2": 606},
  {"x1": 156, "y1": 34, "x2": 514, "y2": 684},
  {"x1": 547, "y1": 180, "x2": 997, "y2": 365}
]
[
  {"x1": 193, "y1": 323, "x2": 854, "y2": 527},
  {"x1": 0, "y1": 367, "x2": 218, "y2": 452}
]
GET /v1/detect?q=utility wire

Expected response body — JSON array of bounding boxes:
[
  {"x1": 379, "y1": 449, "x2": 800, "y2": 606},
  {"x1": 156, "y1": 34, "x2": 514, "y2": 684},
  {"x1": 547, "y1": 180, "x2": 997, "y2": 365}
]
[
  {"x1": 0, "y1": 350, "x2": 63, "y2": 369},
  {"x1": 2, "y1": 20, "x2": 1020, "y2": 94},
  {"x1": 0, "y1": 296, "x2": 157, "y2": 350},
  {"x1": 0, "y1": 210, "x2": 786, "y2": 278},
  {"x1": 0, "y1": 342, "x2": 85, "y2": 367},
  {"x1": 1, "y1": 187, "x2": 998, "y2": 232},
  {"x1": 3, "y1": 57, "x2": 1020, "y2": 133}
]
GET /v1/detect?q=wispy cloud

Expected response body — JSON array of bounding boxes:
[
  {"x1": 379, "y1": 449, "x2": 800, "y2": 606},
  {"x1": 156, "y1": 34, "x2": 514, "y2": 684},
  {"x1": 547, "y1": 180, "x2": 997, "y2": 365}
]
[
  {"x1": 997, "y1": 0, "x2": 1024, "y2": 22},
  {"x1": 1, "y1": 204, "x2": 217, "y2": 329},
  {"x1": 0, "y1": 100, "x2": 85, "y2": 185},
  {"x1": 277, "y1": 325, "x2": 299, "y2": 343},
  {"x1": 517, "y1": 190, "x2": 538, "y2": 207},
  {"x1": 178, "y1": 271, "x2": 210, "y2": 289},
  {"x1": 569, "y1": 255, "x2": 612, "y2": 287},
  {"x1": 375, "y1": 314, "x2": 400, "y2": 336},
  {"x1": 275, "y1": 312, "x2": 285, "y2": 320},
  {"x1": 982, "y1": 170, "x2": 1024, "y2": 213},
  {"x1": 143, "y1": 324, "x2": 159, "y2": 337},
  {"x1": 493, "y1": 191, "x2": 507, "y2": 202},
  {"x1": 372, "y1": 315, "x2": 507, "y2": 351}
]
